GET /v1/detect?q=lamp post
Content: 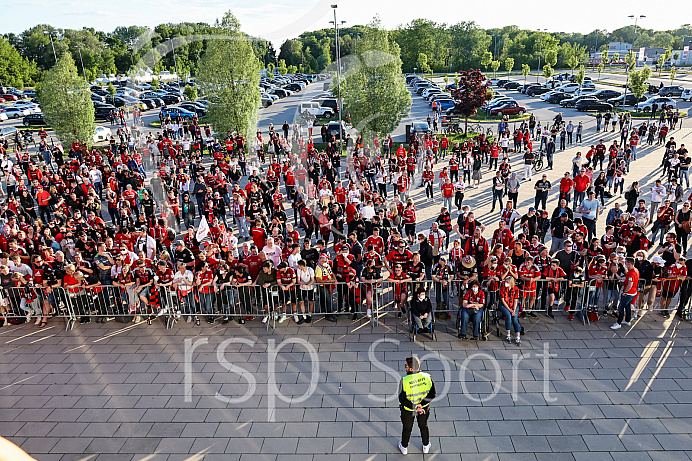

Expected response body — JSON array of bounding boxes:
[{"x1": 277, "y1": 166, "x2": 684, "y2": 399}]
[
  {"x1": 75, "y1": 45, "x2": 87, "y2": 83},
  {"x1": 165, "y1": 37, "x2": 179, "y2": 86},
  {"x1": 331, "y1": 5, "x2": 344, "y2": 154},
  {"x1": 536, "y1": 29, "x2": 547, "y2": 83},
  {"x1": 623, "y1": 15, "x2": 645, "y2": 110},
  {"x1": 42, "y1": 30, "x2": 58, "y2": 63}
]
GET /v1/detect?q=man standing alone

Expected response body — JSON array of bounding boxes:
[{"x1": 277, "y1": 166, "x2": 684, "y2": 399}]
[{"x1": 398, "y1": 356, "x2": 436, "y2": 455}]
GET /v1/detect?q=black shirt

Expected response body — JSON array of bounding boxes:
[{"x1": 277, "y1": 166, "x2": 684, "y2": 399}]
[{"x1": 535, "y1": 179, "x2": 551, "y2": 194}]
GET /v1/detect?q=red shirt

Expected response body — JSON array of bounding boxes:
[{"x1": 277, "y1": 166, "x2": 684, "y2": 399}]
[
  {"x1": 365, "y1": 236, "x2": 385, "y2": 255},
  {"x1": 245, "y1": 255, "x2": 263, "y2": 280},
  {"x1": 574, "y1": 175, "x2": 590, "y2": 193},
  {"x1": 403, "y1": 208, "x2": 416, "y2": 224},
  {"x1": 560, "y1": 177, "x2": 574, "y2": 193},
  {"x1": 441, "y1": 183, "x2": 454, "y2": 198},
  {"x1": 463, "y1": 289, "x2": 486, "y2": 305},
  {"x1": 624, "y1": 267, "x2": 640, "y2": 295}
]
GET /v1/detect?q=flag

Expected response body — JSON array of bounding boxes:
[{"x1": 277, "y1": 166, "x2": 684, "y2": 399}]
[{"x1": 196, "y1": 216, "x2": 210, "y2": 241}]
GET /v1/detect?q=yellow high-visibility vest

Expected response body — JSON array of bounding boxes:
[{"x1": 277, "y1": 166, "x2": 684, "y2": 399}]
[{"x1": 401, "y1": 372, "x2": 433, "y2": 411}]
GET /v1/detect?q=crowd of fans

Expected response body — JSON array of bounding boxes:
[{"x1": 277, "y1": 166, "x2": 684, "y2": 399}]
[{"x1": 0, "y1": 105, "x2": 689, "y2": 342}]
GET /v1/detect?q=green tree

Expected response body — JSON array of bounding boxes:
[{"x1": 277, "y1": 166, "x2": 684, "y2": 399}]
[
  {"x1": 183, "y1": 84, "x2": 197, "y2": 101},
  {"x1": 521, "y1": 63, "x2": 530, "y2": 83},
  {"x1": 664, "y1": 48, "x2": 672, "y2": 63},
  {"x1": 490, "y1": 60, "x2": 500, "y2": 78},
  {"x1": 480, "y1": 51, "x2": 492, "y2": 71},
  {"x1": 601, "y1": 50, "x2": 609, "y2": 65},
  {"x1": 196, "y1": 11, "x2": 261, "y2": 143},
  {"x1": 504, "y1": 57, "x2": 514, "y2": 77},
  {"x1": 673, "y1": 51, "x2": 680, "y2": 62},
  {"x1": 287, "y1": 64, "x2": 297, "y2": 74},
  {"x1": 629, "y1": 65, "x2": 651, "y2": 101},
  {"x1": 277, "y1": 59, "x2": 288, "y2": 75},
  {"x1": 670, "y1": 65, "x2": 677, "y2": 85},
  {"x1": 566, "y1": 55, "x2": 579, "y2": 75},
  {"x1": 612, "y1": 52, "x2": 620, "y2": 65},
  {"x1": 542, "y1": 64, "x2": 554, "y2": 80},
  {"x1": 544, "y1": 49, "x2": 558, "y2": 67},
  {"x1": 443, "y1": 75, "x2": 449, "y2": 86},
  {"x1": 266, "y1": 62, "x2": 275, "y2": 75},
  {"x1": 657, "y1": 54, "x2": 665, "y2": 76},
  {"x1": 150, "y1": 77, "x2": 159, "y2": 89},
  {"x1": 597, "y1": 62, "x2": 604, "y2": 80},
  {"x1": 337, "y1": 17, "x2": 412, "y2": 144},
  {"x1": 417, "y1": 52, "x2": 432, "y2": 74},
  {"x1": 38, "y1": 53, "x2": 95, "y2": 148},
  {"x1": 0, "y1": 37, "x2": 39, "y2": 88},
  {"x1": 107, "y1": 82, "x2": 116, "y2": 97},
  {"x1": 453, "y1": 75, "x2": 460, "y2": 87},
  {"x1": 575, "y1": 65, "x2": 585, "y2": 87}
]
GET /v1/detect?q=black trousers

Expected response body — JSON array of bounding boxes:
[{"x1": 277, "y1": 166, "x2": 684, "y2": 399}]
[{"x1": 401, "y1": 407, "x2": 430, "y2": 448}]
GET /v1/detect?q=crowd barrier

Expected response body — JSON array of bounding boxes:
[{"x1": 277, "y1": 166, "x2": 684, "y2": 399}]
[{"x1": 0, "y1": 277, "x2": 689, "y2": 335}]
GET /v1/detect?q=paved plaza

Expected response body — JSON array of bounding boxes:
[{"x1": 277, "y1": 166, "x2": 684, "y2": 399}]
[{"x1": 1, "y1": 307, "x2": 692, "y2": 460}]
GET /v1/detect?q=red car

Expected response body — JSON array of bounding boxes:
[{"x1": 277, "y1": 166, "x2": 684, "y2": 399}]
[
  {"x1": 0, "y1": 94, "x2": 18, "y2": 101},
  {"x1": 489, "y1": 100, "x2": 526, "y2": 116}
]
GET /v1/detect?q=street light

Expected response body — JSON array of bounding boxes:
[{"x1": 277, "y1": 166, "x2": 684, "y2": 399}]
[
  {"x1": 330, "y1": 4, "x2": 344, "y2": 155},
  {"x1": 42, "y1": 30, "x2": 58, "y2": 63},
  {"x1": 623, "y1": 15, "x2": 645, "y2": 110},
  {"x1": 165, "y1": 37, "x2": 180, "y2": 86},
  {"x1": 536, "y1": 29, "x2": 547, "y2": 83},
  {"x1": 75, "y1": 45, "x2": 87, "y2": 84}
]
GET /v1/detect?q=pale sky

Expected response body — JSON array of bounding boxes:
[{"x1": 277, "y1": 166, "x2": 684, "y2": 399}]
[{"x1": 4, "y1": 0, "x2": 690, "y2": 48}]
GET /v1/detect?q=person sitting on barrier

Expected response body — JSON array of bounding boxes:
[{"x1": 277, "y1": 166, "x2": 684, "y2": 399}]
[
  {"x1": 498, "y1": 276, "x2": 521, "y2": 346},
  {"x1": 459, "y1": 280, "x2": 485, "y2": 340},
  {"x1": 388, "y1": 263, "x2": 412, "y2": 319},
  {"x1": 410, "y1": 287, "x2": 433, "y2": 332},
  {"x1": 254, "y1": 260, "x2": 278, "y2": 324},
  {"x1": 543, "y1": 259, "x2": 566, "y2": 319},
  {"x1": 659, "y1": 256, "x2": 687, "y2": 318},
  {"x1": 565, "y1": 266, "x2": 585, "y2": 321}
]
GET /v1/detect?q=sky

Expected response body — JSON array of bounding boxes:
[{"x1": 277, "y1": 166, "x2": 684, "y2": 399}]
[{"x1": 4, "y1": 0, "x2": 691, "y2": 47}]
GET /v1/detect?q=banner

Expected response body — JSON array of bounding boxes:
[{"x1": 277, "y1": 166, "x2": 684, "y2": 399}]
[
  {"x1": 638, "y1": 47, "x2": 646, "y2": 61},
  {"x1": 196, "y1": 216, "x2": 210, "y2": 241},
  {"x1": 683, "y1": 46, "x2": 689, "y2": 60}
]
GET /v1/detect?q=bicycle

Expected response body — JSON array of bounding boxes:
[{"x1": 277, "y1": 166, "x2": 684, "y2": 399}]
[
  {"x1": 467, "y1": 122, "x2": 494, "y2": 138},
  {"x1": 532, "y1": 150, "x2": 545, "y2": 172}
]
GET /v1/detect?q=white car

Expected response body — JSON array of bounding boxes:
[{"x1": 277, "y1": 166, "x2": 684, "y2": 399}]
[
  {"x1": 636, "y1": 97, "x2": 677, "y2": 112},
  {"x1": 556, "y1": 83, "x2": 580, "y2": 93},
  {"x1": 541, "y1": 90, "x2": 565, "y2": 101},
  {"x1": 575, "y1": 87, "x2": 597, "y2": 96},
  {"x1": 1, "y1": 107, "x2": 30, "y2": 119},
  {"x1": 14, "y1": 102, "x2": 41, "y2": 114},
  {"x1": 0, "y1": 113, "x2": 7, "y2": 121},
  {"x1": 298, "y1": 102, "x2": 333, "y2": 118},
  {"x1": 682, "y1": 89, "x2": 692, "y2": 102},
  {"x1": 93, "y1": 126, "x2": 112, "y2": 143}
]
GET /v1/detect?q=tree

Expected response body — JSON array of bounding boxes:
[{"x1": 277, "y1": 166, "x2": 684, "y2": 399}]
[
  {"x1": 449, "y1": 69, "x2": 491, "y2": 133},
  {"x1": 337, "y1": 18, "x2": 412, "y2": 144},
  {"x1": 277, "y1": 59, "x2": 288, "y2": 75},
  {"x1": 480, "y1": 51, "x2": 492, "y2": 71},
  {"x1": 657, "y1": 54, "x2": 665, "y2": 76},
  {"x1": 542, "y1": 64, "x2": 554, "y2": 80},
  {"x1": 544, "y1": 49, "x2": 558, "y2": 67},
  {"x1": 266, "y1": 62, "x2": 275, "y2": 74},
  {"x1": 197, "y1": 11, "x2": 261, "y2": 143},
  {"x1": 630, "y1": 65, "x2": 651, "y2": 101},
  {"x1": 504, "y1": 57, "x2": 514, "y2": 77},
  {"x1": 575, "y1": 65, "x2": 585, "y2": 87},
  {"x1": 521, "y1": 63, "x2": 530, "y2": 83},
  {"x1": 597, "y1": 63, "x2": 604, "y2": 80},
  {"x1": 38, "y1": 53, "x2": 95, "y2": 149},
  {"x1": 664, "y1": 48, "x2": 672, "y2": 64},
  {"x1": 107, "y1": 82, "x2": 116, "y2": 97},
  {"x1": 287, "y1": 64, "x2": 297, "y2": 74},
  {"x1": 150, "y1": 77, "x2": 159, "y2": 90},
  {"x1": 624, "y1": 51, "x2": 636, "y2": 72},
  {"x1": 417, "y1": 52, "x2": 432, "y2": 74},
  {"x1": 0, "y1": 37, "x2": 39, "y2": 88},
  {"x1": 490, "y1": 60, "x2": 500, "y2": 78},
  {"x1": 673, "y1": 51, "x2": 680, "y2": 62},
  {"x1": 670, "y1": 65, "x2": 677, "y2": 85},
  {"x1": 566, "y1": 55, "x2": 579, "y2": 75},
  {"x1": 453, "y1": 75, "x2": 460, "y2": 87},
  {"x1": 443, "y1": 75, "x2": 449, "y2": 86},
  {"x1": 183, "y1": 84, "x2": 198, "y2": 101},
  {"x1": 601, "y1": 50, "x2": 609, "y2": 66},
  {"x1": 612, "y1": 52, "x2": 620, "y2": 65}
]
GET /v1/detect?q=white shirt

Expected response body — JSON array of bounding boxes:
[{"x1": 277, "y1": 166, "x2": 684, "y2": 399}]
[
  {"x1": 651, "y1": 185, "x2": 667, "y2": 203},
  {"x1": 89, "y1": 169, "x2": 102, "y2": 184},
  {"x1": 173, "y1": 270, "x2": 194, "y2": 291},
  {"x1": 261, "y1": 244, "x2": 282, "y2": 267},
  {"x1": 296, "y1": 267, "x2": 315, "y2": 286},
  {"x1": 361, "y1": 205, "x2": 376, "y2": 220},
  {"x1": 288, "y1": 253, "x2": 301, "y2": 270}
]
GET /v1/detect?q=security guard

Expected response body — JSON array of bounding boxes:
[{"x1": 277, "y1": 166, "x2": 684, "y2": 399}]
[{"x1": 398, "y1": 356, "x2": 436, "y2": 455}]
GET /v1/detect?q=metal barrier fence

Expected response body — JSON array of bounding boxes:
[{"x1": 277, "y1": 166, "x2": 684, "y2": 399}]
[{"x1": 0, "y1": 277, "x2": 689, "y2": 332}]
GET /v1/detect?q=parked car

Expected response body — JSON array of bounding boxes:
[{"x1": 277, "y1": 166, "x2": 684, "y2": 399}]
[
  {"x1": 607, "y1": 94, "x2": 646, "y2": 106},
  {"x1": 636, "y1": 97, "x2": 677, "y2": 112},
  {"x1": 496, "y1": 79, "x2": 510, "y2": 87},
  {"x1": 299, "y1": 102, "x2": 333, "y2": 118},
  {"x1": 140, "y1": 99, "x2": 157, "y2": 110},
  {"x1": 546, "y1": 92, "x2": 573, "y2": 104},
  {"x1": 0, "y1": 107, "x2": 30, "y2": 119},
  {"x1": 489, "y1": 101, "x2": 526, "y2": 116},
  {"x1": 22, "y1": 113, "x2": 46, "y2": 126},
  {"x1": 160, "y1": 94, "x2": 182, "y2": 105},
  {"x1": 94, "y1": 105, "x2": 117, "y2": 120},
  {"x1": 658, "y1": 86, "x2": 685, "y2": 98},
  {"x1": 591, "y1": 89, "x2": 622, "y2": 101},
  {"x1": 682, "y1": 89, "x2": 692, "y2": 102},
  {"x1": 412, "y1": 121, "x2": 431, "y2": 134},
  {"x1": 315, "y1": 98, "x2": 340, "y2": 113},
  {"x1": 526, "y1": 86, "x2": 552, "y2": 97},
  {"x1": 519, "y1": 83, "x2": 541, "y2": 94},
  {"x1": 556, "y1": 83, "x2": 580, "y2": 93},
  {"x1": 283, "y1": 83, "x2": 302, "y2": 92},
  {"x1": 576, "y1": 98, "x2": 614, "y2": 112},
  {"x1": 541, "y1": 90, "x2": 565, "y2": 101},
  {"x1": 179, "y1": 102, "x2": 207, "y2": 116},
  {"x1": 268, "y1": 88, "x2": 291, "y2": 98},
  {"x1": 0, "y1": 126, "x2": 19, "y2": 141},
  {"x1": 327, "y1": 120, "x2": 347, "y2": 139},
  {"x1": 560, "y1": 95, "x2": 595, "y2": 108},
  {"x1": 160, "y1": 107, "x2": 196, "y2": 120},
  {"x1": 503, "y1": 82, "x2": 521, "y2": 90},
  {"x1": 574, "y1": 87, "x2": 597, "y2": 96},
  {"x1": 0, "y1": 94, "x2": 18, "y2": 101},
  {"x1": 261, "y1": 96, "x2": 273, "y2": 108},
  {"x1": 93, "y1": 126, "x2": 112, "y2": 143},
  {"x1": 580, "y1": 81, "x2": 596, "y2": 89}
]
